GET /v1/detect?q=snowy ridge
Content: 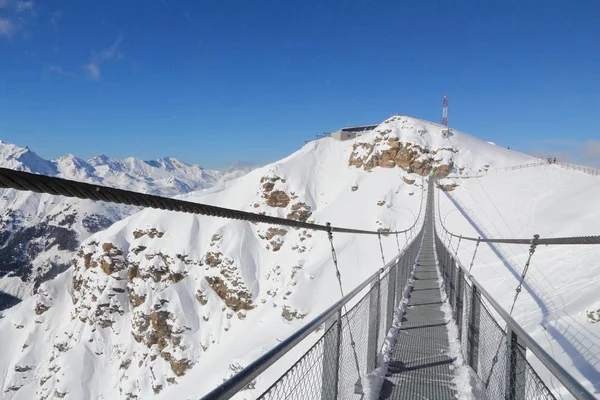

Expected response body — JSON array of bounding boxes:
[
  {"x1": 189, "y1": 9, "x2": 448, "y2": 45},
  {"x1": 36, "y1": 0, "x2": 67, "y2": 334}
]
[{"x1": 1, "y1": 115, "x2": 578, "y2": 400}]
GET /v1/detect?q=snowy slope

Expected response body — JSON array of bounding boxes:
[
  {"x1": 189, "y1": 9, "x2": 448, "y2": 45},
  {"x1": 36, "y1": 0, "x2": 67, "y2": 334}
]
[
  {"x1": 0, "y1": 116, "x2": 547, "y2": 399},
  {"x1": 0, "y1": 140, "x2": 255, "y2": 309},
  {"x1": 438, "y1": 166, "x2": 600, "y2": 398}
]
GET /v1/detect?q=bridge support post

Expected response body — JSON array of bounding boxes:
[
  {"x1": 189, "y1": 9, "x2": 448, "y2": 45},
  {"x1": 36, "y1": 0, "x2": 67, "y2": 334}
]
[
  {"x1": 505, "y1": 326, "x2": 527, "y2": 400},
  {"x1": 467, "y1": 284, "x2": 481, "y2": 372},
  {"x1": 395, "y1": 256, "x2": 403, "y2": 307},
  {"x1": 321, "y1": 311, "x2": 342, "y2": 400},
  {"x1": 386, "y1": 260, "x2": 397, "y2": 333},
  {"x1": 445, "y1": 253, "x2": 454, "y2": 307},
  {"x1": 450, "y1": 257, "x2": 457, "y2": 310},
  {"x1": 443, "y1": 247, "x2": 450, "y2": 295},
  {"x1": 455, "y1": 268, "x2": 464, "y2": 341},
  {"x1": 367, "y1": 272, "x2": 381, "y2": 373}
]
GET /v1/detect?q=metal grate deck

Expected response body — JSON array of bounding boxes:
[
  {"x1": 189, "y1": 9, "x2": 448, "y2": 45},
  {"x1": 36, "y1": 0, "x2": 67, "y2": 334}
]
[{"x1": 379, "y1": 214, "x2": 457, "y2": 399}]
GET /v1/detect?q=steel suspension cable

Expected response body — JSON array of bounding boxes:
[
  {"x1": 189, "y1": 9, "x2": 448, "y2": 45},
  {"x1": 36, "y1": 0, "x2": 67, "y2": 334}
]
[
  {"x1": 484, "y1": 235, "x2": 540, "y2": 388},
  {"x1": 0, "y1": 167, "x2": 417, "y2": 236},
  {"x1": 435, "y1": 180, "x2": 600, "y2": 246},
  {"x1": 468, "y1": 238, "x2": 481, "y2": 273},
  {"x1": 326, "y1": 223, "x2": 365, "y2": 396},
  {"x1": 378, "y1": 233, "x2": 386, "y2": 266}
]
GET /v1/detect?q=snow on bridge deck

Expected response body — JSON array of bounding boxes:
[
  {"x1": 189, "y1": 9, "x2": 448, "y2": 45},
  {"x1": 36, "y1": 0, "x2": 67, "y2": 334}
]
[{"x1": 379, "y1": 185, "x2": 458, "y2": 399}]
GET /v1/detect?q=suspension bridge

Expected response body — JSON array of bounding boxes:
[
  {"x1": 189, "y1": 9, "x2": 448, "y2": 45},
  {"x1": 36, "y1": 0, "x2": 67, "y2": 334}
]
[{"x1": 0, "y1": 167, "x2": 598, "y2": 400}]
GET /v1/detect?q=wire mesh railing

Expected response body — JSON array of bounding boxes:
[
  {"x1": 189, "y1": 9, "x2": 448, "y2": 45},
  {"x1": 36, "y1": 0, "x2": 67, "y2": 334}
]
[
  {"x1": 262, "y1": 232, "x2": 424, "y2": 400},
  {"x1": 204, "y1": 224, "x2": 425, "y2": 400},
  {"x1": 446, "y1": 159, "x2": 600, "y2": 180},
  {"x1": 435, "y1": 234, "x2": 595, "y2": 400},
  {"x1": 447, "y1": 161, "x2": 547, "y2": 179}
]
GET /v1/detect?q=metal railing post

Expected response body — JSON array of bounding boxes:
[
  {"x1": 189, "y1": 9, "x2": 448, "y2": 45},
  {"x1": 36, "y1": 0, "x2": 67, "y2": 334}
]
[
  {"x1": 446, "y1": 251, "x2": 451, "y2": 296},
  {"x1": 506, "y1": 326, "x2": 526, "y2": 400},
  {"x1": 455, "y1": 268, "x2": 464, "y2": 340},
  {"x1": 367, "y1": 272, "x2": 381, "y2": 373},
  {"x1": 396, "y1": 255, "x2": 404, "y2": 307},
  {"x1": 468, "y1": 284, "x2": 481, "y2": 372},
  {"x1": 449, "y1": 257, "x2": 456, "y2": 309},
  {"x1": 321, "y1": 311, "x2": 342, "y2": 400},
  {"x1": 386, "y1": 260, "x2": 397, "y2": 333}
]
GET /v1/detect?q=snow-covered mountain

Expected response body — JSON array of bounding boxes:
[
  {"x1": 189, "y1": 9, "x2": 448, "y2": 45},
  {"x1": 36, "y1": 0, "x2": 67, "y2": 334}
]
[
  {"x1": 0, "y1": 140, "x2": 255, "y2": 310},
  {"x1": 3, "y1": 115, "x2": 580, "y2": 400}
]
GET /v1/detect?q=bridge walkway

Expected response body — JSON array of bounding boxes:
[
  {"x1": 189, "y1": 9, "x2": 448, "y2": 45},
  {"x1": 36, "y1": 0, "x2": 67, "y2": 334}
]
[{"x1": 379, "y1": 189, "x2": 457, "y2": 400}]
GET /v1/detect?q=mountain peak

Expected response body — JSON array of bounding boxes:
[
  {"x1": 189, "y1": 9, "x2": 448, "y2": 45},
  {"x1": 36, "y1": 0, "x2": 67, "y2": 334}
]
[{"x1": 0, "y1": 140, "x2": 58, "y2": 175}]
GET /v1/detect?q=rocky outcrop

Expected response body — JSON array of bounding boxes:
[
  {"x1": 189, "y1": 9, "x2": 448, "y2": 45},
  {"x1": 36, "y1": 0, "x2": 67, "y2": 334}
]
[
  {"x1": 348, "y1": 130, "x2": 455, "y2": 177},
  {"x1": 260, "y1": 175, "x2": 291, "y2": 207},
  {"x1": 205, "y1": 276, "x2": 254, "y2": 312},
  {"x1": 34, "y1": 303, "x2": 50, "y2": 315},
  {"x1": 587, "y1": 309, "x2": 600, "y2": 323},
  {"x1": 264, "y1": 228, "x2": 288, "y2": 240},
  {"x1": 265, "y1": 190, "x2": 290, "y2": 208},
  {"x1": 287, "y1": 202, "x2": 312, "y2": 222},
  {"x1": 201, "y1": 242, "x2": 256, "y2": 312},
  {"x1": 133, "y1": 228, "x2": 164, "y2": 239},
  {"x1": 434, "y1": 164, "x2": 453, "y2": 177},
  {"x1": 281, "y1": 306, "x2": 307, "y2": 321},
  {"x1": 438, "y1": 183, "x2": 458, "y2": 192}
]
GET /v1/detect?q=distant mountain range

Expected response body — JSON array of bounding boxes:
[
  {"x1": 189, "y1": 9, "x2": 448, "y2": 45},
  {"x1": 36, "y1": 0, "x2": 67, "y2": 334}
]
[{"x1": 0, "y1": 140, "x2": 256, "y2": 309}]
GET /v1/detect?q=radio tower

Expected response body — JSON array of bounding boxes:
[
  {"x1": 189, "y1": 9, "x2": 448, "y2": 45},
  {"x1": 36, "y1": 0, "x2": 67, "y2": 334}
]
[{"x1": 442, "y1": 94, "x2": 448, "y2": 127}]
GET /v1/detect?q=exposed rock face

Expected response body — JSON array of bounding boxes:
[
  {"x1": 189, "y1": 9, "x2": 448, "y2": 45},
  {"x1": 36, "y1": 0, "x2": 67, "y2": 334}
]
[
  {"x1": 205, "y1": 276, "x2": 254, "y2": 312},
  {"x1": 281, "y1": 306, "x2": 307, "y2": 321},
  {"x1": 34, "y1": 303, "x2": 50, "y2": 315},
  {"x1": 260, "y1": 227, "x2": 287, "y2": 252},
  {"x1": 587, "y1": 309, "x2": 600, "y2": 323},
  {"x1": 438, "y1": 183, "x2": 458, "y2": 191},
  {"x1": 264, "y1": 228, "x2": 288, "y2": 240},
  {"x1": 58, "y1": 221, "x2": 260, "y2": 394},
  {"x1": 287, "y1": 202, "x2": 312, "y2": 222},
  {"x1": 348, "y1": 129, "x2": 456, "y2": 177},
  {"x1": 434, "y1": 164, "x2": 453, "y2": 177},
  {"x1": 260, "y1": 175, "x2": 291, "y2": 208},
  {"x1": 265, "y1": 190, "x2": 290, "y2": 208},
  {"x1": 0, "y1": 221, "x2": 78, "y2": 288},
  {"x1": 133, "y1": 228, "x2": 164, "y2": 239}
]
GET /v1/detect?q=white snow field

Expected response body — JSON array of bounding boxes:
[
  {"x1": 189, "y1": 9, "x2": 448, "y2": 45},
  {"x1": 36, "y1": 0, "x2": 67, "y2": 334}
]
[
  {"x1": 439, "y1": 165, "x2": 600, "y2": 398},
  {"x1": 2, "y1": 115, "x2": 596, "y2": 400}
]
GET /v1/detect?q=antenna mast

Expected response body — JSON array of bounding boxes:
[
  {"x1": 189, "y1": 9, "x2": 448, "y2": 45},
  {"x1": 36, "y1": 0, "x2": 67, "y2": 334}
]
[{"x1": 442, "y1": 94, "x2": 448, "y2": 127}]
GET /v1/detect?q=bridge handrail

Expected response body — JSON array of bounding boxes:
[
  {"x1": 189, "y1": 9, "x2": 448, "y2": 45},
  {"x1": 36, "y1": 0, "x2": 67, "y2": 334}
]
[
  {"x1": 202, "y1": 222, "x2": 424, "y2": 399},
  {"x1": 0, "y1": 167, "x2": 417, "y2": 236},
  {"x1": 436, "y1": 237, "x2": 595, "y2": 400},
  {"x1": 447, "y1": 161, "x2": 547, "y2": 179},
  {"x1": 468, "y1": 269, "x2": 595, "y2": 400},
  {"x1": 201, "y1": 186, "x2": 427, "y2": 398},
  {"x1": 432, "y1": 179, "x2": 595, "y2": 400},
  {"x1": 201, "y1": 266, "x2": 383, "y2": 399}
]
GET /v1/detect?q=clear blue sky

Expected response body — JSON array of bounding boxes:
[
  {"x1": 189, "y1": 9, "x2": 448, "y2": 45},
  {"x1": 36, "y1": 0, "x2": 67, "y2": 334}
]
[{"x1": 1, "y1": 0, "x2": 599, "y2": 168}]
